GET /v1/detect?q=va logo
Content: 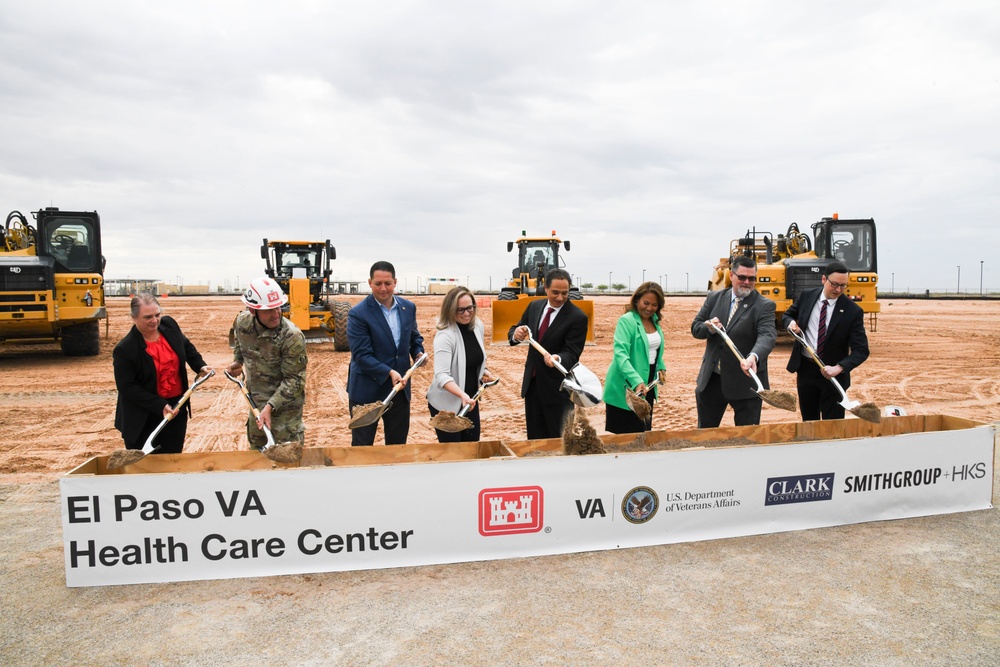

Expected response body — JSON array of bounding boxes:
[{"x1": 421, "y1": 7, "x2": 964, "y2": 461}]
[{"x1": 621, "y1": 486, "x2": 658, "y2": 524}]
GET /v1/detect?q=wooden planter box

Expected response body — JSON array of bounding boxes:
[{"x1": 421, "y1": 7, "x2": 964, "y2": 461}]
[{"x1": 72, "y1": 440, "x2": 514, "y2": 476}]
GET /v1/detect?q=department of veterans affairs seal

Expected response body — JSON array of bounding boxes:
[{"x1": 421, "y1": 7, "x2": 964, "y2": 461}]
[{"x1": 622, "y1": 486, "x2": 659, "y2": 524}]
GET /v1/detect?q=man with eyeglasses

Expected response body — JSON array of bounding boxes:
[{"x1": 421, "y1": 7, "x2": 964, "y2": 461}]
[
  {"x1": 692, "y1": 254, "x2": 777, "y2": 428},
  {"x1": 783, "y1": 261, "x2": 869, "y2": 421},
  {"x1": 509, "y1": 268, "x2": 588, "y2": 439}
]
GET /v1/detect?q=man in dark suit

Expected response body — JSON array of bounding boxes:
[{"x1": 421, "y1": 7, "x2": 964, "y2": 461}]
[
  {"x1": 691, "y1": 255, "x2": 777, "y2": 428},
  {"x1": 347, "y1": 261, "x2": 425, "y2": 446},
  {"x1": 782, "y1": 261, "x2": 870, "y2": 420},
  {"x1": 508, "y1": 268, "x2": 589, "y2": 440}
]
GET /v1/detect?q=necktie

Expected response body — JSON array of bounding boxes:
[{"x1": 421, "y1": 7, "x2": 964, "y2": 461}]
[
  {"x1": 727, "y1": 297, "x2": 740, "y2": 326},
  {"x1": 816, "y1": 299, "x2": 828, "y2": 357},
  {"x1": 538, "y1": 307, "x2": 554, "y2": 339}
]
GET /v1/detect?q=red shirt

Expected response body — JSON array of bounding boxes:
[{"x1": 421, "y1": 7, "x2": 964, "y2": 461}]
[{"x1": 145, "y1": 336, "x2": 182, "y2": 398}]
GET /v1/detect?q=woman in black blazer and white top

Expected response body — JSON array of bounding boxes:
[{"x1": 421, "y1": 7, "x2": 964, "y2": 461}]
[
  {"x1": 113, "y1": 293, "x2": 212, "y2": 454},
  {"x1": 426, "y1": 287, "x2": 492, "y2": 442}
]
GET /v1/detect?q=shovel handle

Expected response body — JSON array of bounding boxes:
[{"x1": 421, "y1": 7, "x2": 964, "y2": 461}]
[
  {"x1": 456, "y1": 378, "x2": 500, "y2": 418},
  {"x1": 383, "y1": 352, "x2": 429, "y2": 403},
  {"x1": 524, "y1": 333, "x2": 570, "y2": 376},
  {"x1": 709, "y1": 322, "x2": 766, "y2": 393},
  {"x1": 786, "y1": 328, "x2": 855, "y2": 406},
  {"x1": 787, "y1": 327, "x2": 828, "y2": 373},
  {"x1": 224, "y1": 370, "x2": 276, "y2": 449},
  {"x1": 142, "y1": 370, "x2": 215, "y2": 453}
]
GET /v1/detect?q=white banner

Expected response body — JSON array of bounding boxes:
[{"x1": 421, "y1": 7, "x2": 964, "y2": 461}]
[{"x1": 61, "y1": 425, "x2": 994, "y2": 587}]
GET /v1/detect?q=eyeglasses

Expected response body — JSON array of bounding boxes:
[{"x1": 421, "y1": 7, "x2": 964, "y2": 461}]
[
  {"x1": 456, "y1": 305, "x2": 476, "y2": 314},
  {"x1": 733, "y1": 274, "x2": 757, "y2": 282},
  {"x1": 827, "y1": 279, "x2": 848, "y2": 290}
]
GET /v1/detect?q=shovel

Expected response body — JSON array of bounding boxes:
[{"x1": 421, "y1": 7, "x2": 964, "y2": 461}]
[
  {"x1": 521, "y1": 331, "x2": 602, "y2": 407},
  {"x1": 223, "y1": 370, "x2": 297, "y2": 461},
  {"x1": 349, "y1": 353, "x2": 429, "y2": 429},
  {"x1": 106, "y1": 370, "x2": 216, "y2": 470},
  {"x1": 707, "y1": 321, "x2": 796, "y2": 412},
  {"x1": 625, "y1": 376, "x2": 661, "y2": 422},
  {"x1": 787, "y1": 327, "x2": 880, "y2": 423},
  {"x1": 429, "y1": 377, "x2": 500, "y2": 433}
]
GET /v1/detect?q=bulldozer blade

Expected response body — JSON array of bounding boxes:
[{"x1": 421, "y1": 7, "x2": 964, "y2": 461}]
[{"x1": 490, "y1": 296, "x2": 595, "y2": 345}]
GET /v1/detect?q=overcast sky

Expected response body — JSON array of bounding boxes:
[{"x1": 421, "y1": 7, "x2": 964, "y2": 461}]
[{"x1": 3, "y1": 1, "x2": 998, "y2": 293}]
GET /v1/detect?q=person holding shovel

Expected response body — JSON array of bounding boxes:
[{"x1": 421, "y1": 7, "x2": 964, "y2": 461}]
[
  {"x1": 426, "y1": 286, "x2": 493, "y2": 442},
  {"x1": 691, "y1": 255, "x2": 777, "y2": 428},
  {"x1": 347, "y1": 261, "x2": 426, "y2": 446},
  {"x1": 508, "y1": 268, "x2": 589, "y2": 440},
  {"x1": 603, "y1": 282, "x2": 668, "y2": 434},
  {"x1": 783, "y1": 261, "x2": 870, "y2": 421},
  {"x1": 228, "y1": 277, "x2": 308, "y2": 450},
  {"x1": 113, "y1": 293, "x2": 213, "y2": 454}
]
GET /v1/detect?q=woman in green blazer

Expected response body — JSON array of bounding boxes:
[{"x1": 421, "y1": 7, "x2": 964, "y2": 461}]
[{"x1": 604, "y1": 282, "x2": 667, "y2": 433}]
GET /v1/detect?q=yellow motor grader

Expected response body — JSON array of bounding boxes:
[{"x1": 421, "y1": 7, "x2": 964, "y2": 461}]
[
  {"x1": 260, "y1": 239, "x2": 351, "y2": 349},
  {"x1": 0, "y1": 208, "x2": 106, "y2": 355},
  {"x1": 708, "y1": 214, "x2": 880, "y2": 330},
  {"x1": 490, "y1": 230, "x2": 595, "y2": 344}
]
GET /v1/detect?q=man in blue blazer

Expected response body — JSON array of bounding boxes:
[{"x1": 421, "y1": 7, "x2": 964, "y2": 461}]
[
  {"x1": 692, "y1": 255, "x2": 777, "y2": 428},
  {"x1": 347, "y1": 261, "x2": 425, "y2": 446},
  {"x1": 783, "y1": 261, "x2": 870, "y2": 420}
]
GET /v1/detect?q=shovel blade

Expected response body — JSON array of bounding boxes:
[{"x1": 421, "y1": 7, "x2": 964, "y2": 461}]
[{"x1": 349, "y1": 401, "x2": 391, "y2": 429}]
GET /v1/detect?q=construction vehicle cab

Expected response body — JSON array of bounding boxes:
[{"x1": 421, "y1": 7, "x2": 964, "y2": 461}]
[
  {"x1": 708, "y1": 214, "x2": 879, "y2": 330},
  {"x1": 0, "y1": 208, "x2": 106, "y2": 355},
  {"x1": 260, "y1": 239, "x2": 351, "y2": 349},
  {"x1": 490, "y1": 231, "x2": 595, "y2": 344}
]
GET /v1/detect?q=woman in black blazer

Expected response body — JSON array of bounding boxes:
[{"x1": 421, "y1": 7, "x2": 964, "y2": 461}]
[{"x1": 113, "y1": 293, "x2": 212, "y2": 454}]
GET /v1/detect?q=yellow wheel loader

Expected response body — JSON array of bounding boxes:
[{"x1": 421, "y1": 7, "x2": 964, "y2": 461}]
[
  {"x1": 0, "y1": 208, "x2": 106, "y2": 355},
  {"x1": 490, "y1": 231, "x2": 595, "y2": 344},
  {"x1": 261, "y1": 239, "x2": 351, "y2": 349},
  {"x1": 708, "y1": 214, "x2": 880, "y2": 330}
]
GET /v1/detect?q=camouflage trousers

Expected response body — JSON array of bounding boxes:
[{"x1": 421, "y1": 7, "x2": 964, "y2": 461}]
[{"x1": 246, "y1": 408, "x2": 305, "y2": 450}]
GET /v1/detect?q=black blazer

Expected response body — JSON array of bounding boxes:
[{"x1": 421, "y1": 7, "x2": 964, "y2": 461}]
[
  {"x1": 113, "y1": 315, "x2": 207, "y2": 444},
  {"x1": 782, "y1": 289, "x2": 869, "y2": 389},
  {"x1": 508, "y1": 299, "x2": 588, "y2": 405}
]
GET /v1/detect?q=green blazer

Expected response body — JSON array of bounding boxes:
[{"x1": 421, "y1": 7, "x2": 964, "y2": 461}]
[{"x1": 603, "y1": 310, "x2": 666, "y2": 411}]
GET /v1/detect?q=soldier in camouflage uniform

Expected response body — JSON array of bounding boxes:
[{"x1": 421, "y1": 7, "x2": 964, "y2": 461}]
[{"x1": 228, "y1": 277, "x2": 307, "y2": 449}]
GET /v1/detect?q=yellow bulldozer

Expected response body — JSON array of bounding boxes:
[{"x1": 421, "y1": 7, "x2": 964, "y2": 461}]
[
  {"x1": 0, "y1": 208, "x2": 106, "y2": 355},
  {"x1": 260, "y1": 239, "x2": 352, "y2": 349},
  {"x1": 708, "y1": 214, "x2": 880, "y2": 330},
  {"x1": 490, "y1": 231, "x2": 595, "y2": 344}
]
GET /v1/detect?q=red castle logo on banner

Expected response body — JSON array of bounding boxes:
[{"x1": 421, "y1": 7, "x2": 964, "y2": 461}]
[{"x1": 478, "y1": 486, "x2": 544, "y2": 536}]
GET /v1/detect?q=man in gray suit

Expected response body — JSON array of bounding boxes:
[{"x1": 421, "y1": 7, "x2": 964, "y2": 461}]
[{"x1": 691, "y1": 255, "x2": 777, "y2": 428}]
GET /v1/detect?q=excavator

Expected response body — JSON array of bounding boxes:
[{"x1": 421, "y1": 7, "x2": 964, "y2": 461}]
[
  {"x1": 490, "y1": 230, "x2": 595, "y2": 344},
  {"x1": 0, "y1": 208, "x2": 106, "y2": 355},
  {"x1": 707, "y1": 213, "x2": 880, "y2": 330},
  {"x1": 259, "y1": 239, "x2": 352, "y2": 349}
]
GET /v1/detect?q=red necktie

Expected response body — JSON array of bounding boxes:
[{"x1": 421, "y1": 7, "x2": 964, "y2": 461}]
[
  {"x1": 816, "y1": 299, "x2": 828, "y2": 357},
  {"x1": 538, "y1": 307, "x2": 554, "y2": 339}
]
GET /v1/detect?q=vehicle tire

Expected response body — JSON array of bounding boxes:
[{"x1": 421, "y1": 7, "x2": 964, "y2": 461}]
[
  {"x1": 568, "y1": 289, "x2": 583, "y2": 301},
  {"x1": 332, "y1": 300, "x2": 351, "y2": 351},
  {"x1": 61, "y1": 321, "x2": 100, "y2": 356},
  {"x1": 498, "y1": 290, "x2": 518, "y2": 301}
]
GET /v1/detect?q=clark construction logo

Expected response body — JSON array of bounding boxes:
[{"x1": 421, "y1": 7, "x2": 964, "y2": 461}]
[
  {"x1": 765, "y1": 473, "x2": 835, "y2": 506},
  {"x1": 478, "y1": 486, "x2": 544, "y2": 536}
]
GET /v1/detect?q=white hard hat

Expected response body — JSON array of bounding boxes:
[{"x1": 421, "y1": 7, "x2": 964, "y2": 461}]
[{"x1": 242, "y1": 277, "x2": 288, "y2": 310}]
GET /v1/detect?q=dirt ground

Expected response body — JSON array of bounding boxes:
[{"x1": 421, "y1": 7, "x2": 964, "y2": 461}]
[{"x1": 2, "y1": 295, "x2": 999, "y2": 665}]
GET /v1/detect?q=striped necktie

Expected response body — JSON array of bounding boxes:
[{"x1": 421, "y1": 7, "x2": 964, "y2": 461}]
[
  {"x1": 727, "y1": 297, "x2": 740, "y2": 326},
  {"x1": 816, "y1": 299, "x2": 828, "y2": 357}
]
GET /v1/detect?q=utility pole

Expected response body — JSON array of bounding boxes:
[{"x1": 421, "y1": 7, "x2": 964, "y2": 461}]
[
  {"x1": 957, "y1": 265, "x2": 960, "y2": 294},
  {"x1": 686, "y1": 273, "x2": 689, "y2": 292},
  {"x1": 981, "y1": 260, "x2": 984, "y2": 295}
]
